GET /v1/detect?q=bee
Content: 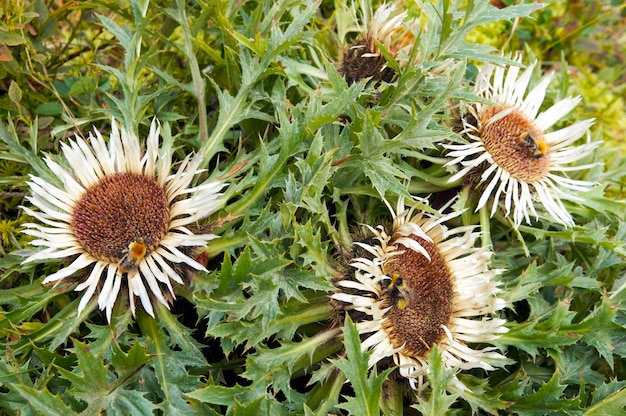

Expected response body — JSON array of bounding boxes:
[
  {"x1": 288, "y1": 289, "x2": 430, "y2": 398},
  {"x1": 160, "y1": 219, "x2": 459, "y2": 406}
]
[
  {"x1": 117, "y1": 238, "x2": 148, "y2": 274},
  {"x1": 519, "y1": 129, "x2": 548, "y2": 158},
  {"x1": 382, "y1": 273, "x2": 419, "y2": 310}
]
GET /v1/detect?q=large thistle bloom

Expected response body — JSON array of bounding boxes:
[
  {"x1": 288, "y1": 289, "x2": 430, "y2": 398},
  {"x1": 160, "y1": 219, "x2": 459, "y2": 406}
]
[
  {"x1": 22, "y1": 119, "x2": 225, "y2": 322},
  {"x1": 340, "y1": 3, "x2": 419, "y2": 84},
  {"x1": 333, "y1": 198, "x2": 508, "y2": 390},
  {"x1": 444, "y1": 58, "x2": 598, "y2": 227}
]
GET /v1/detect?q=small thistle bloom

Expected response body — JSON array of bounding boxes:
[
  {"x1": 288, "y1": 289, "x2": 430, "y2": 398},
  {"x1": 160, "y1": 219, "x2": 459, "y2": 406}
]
[
  {"x1": 340, "y1": 3, "x2": 418, "y2": 84},
  {"x1": 333, "y1": 198, "x2": 508, "y2": 390},
  {"x1": 22, "y1": 119, "x2": 225, "y2": 322},
  {"x1": 444, "y1": 58, "x2": 598, "y2": 227}
]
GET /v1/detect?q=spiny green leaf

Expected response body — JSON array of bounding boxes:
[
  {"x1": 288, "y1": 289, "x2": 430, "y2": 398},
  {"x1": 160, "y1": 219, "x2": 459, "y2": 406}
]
[
  {"x1": 565, "y1": 297, "x2": 620, "y2": 369},
  {"x1": 57, "y1": 339, "x2": 158, "y2": 416},
  {"x1": 231, "y1": 396, "x2": 270, "y2": 416},
  {"x1": 547, "y1": 346, "x2": 605, "y2": 388},
  {"x1": 185, "y1": 381, "x2": 268, "y2": 411},
  {"x1": 356, "y1": 157, "x2": 410, "y2": 199},
  {"x1": 0, "y1": 281, "x2": 55, "y2": 331},
  {"x1": 413, "y1": 347, "x2": 458, "y2": 416},
  {"x1": 10, "y1": 384, "x2": 77, "y2": 416},
  {"x1": 0, "y1": 348, "x2": 43, "y2": 414},
  {"x1": 495, "y1": 300, "x2": 580, "y2": 356},
  {"x1": 517, "y1": 222, "x2": 626, "y2": 257},
  {"x1": 294, "y1": 220, "x2": 338, "y2": 282},
  {"x1": 61, "y1": 339, "x2": 109, "y2": 390},
  {"x1": 110, "y1": 342, "x2": 151, "y2": 380},
  {"x1": 330, "y1": 317, "x2": 391, "y2": 416},
  {"x1": 285, "y1": 132, "x2": 337, "y2": 214},
  {"x1": 586, "y1": 386, "x2": 626, "y2": 416},
  {"x1": 137, "y1": 305, "x2": 208, "y2": 415},
  {"x1": 588, "y1": 380, "x2": 626, "y2": 415},
  {"x1": 243, "y1": 329, "x2": 341, "y2": 402},
  {"x1": 459, "y1": 374, "x2": 509, "y2": 414},
  {"x1": 508, "y1": 371, "x2": 583, "y2": 415},
  {"x1": 205, "y1": 296, "x2": 333, "y2": 350},
  {"x1": 0, "y1": 119, "x2": 53, "y2": 182},
  {"x1": 503, "y1": 259, "x2": 589, "y2": 305},
  {"x1": 8, "y1": 296, "x2": 97, "y2": 355}
]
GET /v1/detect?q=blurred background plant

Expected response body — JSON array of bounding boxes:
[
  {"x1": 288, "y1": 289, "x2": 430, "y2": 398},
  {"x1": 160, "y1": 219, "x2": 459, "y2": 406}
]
[{"x1": 1, "y1": 0, "x2": 626, "y2": 414}]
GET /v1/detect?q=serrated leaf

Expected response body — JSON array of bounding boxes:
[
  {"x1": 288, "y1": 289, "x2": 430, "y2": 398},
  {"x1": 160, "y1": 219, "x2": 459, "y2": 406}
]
[
  {"x1": 568, "y1": 297, "x2": 620, "y2": 369},
  {"x1": 231, "y1": 396, "x2": 270, "y2": 416},
  {"x1": 186, "y1": 384, "x2": 253, "y2": 406},
  {"x1": 11, "y1": 384, "x2": 77, "y2": 416},
  {"x1": 243, "y1": 329, "x2": 341, "y2": 402},
  {"x1": 0, "y1": 282, "x2": 55, "y2": 332},
  {"x1": 495, "y1": 299, "x2": 580, "y2": 356},
  {"x1": 8, "y1": 296, "x2": 97, "y2": 356},
  {"x1": 97, "y1": 15, "x2": 133, "y2": 52},
  {"x1": 185, "y1": 381, "x2": 270, "y2": 413},
  {"x1": 547, "y1": 347, "x2": 605, "y2": 388},
  {"x1": 137, "y1": 305, "x2": 208, "y2": 415},
  {"x1": 508, "y1": 371, "x2": 583, "y2": 415},
  {"x1": 459, "y1": 374, "x2": 509, "y2": 414},
  {"x1": 0, "y1": 119, "x2": 54, "y2": 181},
  {"x1": 294, "y1": 220, "x2": 338, "y2": 281},
  {"x1": 285, "y1": 133, "x2": 336, "y2": 214},
  {"x1": 413, "y1": 347, "x2": 458, "y2": 416},
  {"x1": 103, "y1": 389, "x2": 159, "y2": 416},
  {"x1": 110, "y1": 342, "x2": 151, "y2": 379},
  {"x1": 590, "y1": 380, "x2": 626, "y2": 407},
  {"x1": 61, "y1": 339, "x2": 110, "y2": 390},
  {"x1": 56, "y1": 339, "x2": 157, "y2": 416},
  {"x1": 358, "y1": 157, "x2": 410, "y2": 198},
  {"x1": 586, "y1": 387, "x2": 626, "y2": 416},
  {"x1": 330, "y1": 318, "x2": 391, "y2": 416}
]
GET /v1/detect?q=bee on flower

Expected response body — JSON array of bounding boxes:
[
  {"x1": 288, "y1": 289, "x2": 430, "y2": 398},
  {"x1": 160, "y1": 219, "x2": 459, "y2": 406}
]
[
  {"x1": 333, "y1": 197, "x2": 508, "y2": 391},
  {"x1": 21, "y1": 118, "x2": 226, "y2": 322},
  {"x1": 444, "y1": 57, "x2": 599, "y2": 227}
]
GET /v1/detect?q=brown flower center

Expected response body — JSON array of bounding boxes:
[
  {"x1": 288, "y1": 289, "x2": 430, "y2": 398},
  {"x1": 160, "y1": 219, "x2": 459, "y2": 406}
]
[
  {"x1": 381, "y1": 235, "x2": 453, "y2": 358},
  {"x1": 340, "y1": 41, "x2": 396, "y2": 85},
  {"x1": 479, "y1": 106, "x2": 551, "y2": 183},
  {"x1": 71, "y1": 173, "x2": 170, "y2": 261}
]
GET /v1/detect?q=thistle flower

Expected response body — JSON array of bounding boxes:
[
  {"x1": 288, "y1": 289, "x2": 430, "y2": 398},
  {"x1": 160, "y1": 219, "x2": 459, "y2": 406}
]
[
  {"x1": 21, "y1": 119, "x2": 225, "y2": 322},
  {"x1": 333, "y1": 198, "x2": 508, "y2": 390},
  {"x1": 444, "y1": 58, "x2": 599, "y2": 227},
  {"x1": 340, "y1": 3, "x2": 418, "y2": 84}
]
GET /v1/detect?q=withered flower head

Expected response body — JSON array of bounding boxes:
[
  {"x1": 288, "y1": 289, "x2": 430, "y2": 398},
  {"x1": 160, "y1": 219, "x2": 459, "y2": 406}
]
[{"x1": 340, "y1": 3, "x2": 419, "y2": 84}]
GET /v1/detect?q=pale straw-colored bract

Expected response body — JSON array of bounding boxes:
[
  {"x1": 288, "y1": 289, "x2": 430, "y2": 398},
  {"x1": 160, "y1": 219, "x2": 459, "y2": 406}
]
[
  {"x1": 365, "y1": 3, "x2": 416, "y2": 59},
  {"x1": 22, "y1": 118, "x2": 225, "y2": 322}
]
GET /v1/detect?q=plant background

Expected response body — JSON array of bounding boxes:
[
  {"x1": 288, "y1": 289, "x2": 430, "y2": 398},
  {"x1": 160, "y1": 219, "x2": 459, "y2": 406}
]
[{"x1": 1, "y1": 0, "x2": 626, "y2": 414}]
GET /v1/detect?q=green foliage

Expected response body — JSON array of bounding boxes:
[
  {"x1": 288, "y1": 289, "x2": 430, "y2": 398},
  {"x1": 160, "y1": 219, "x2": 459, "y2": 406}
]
[
  {"x1": 412, "y1": 347, "x2": 459, "y2": 415},
  {"x1": 1, "y1": 0, "x2": 626, "y2": 414},
  {"x1": 58, "y1": 339, "x2": 157, "y2": 415},
  {"x1": 330, "y1": 318, "x2": 392, "y2": 416}
]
